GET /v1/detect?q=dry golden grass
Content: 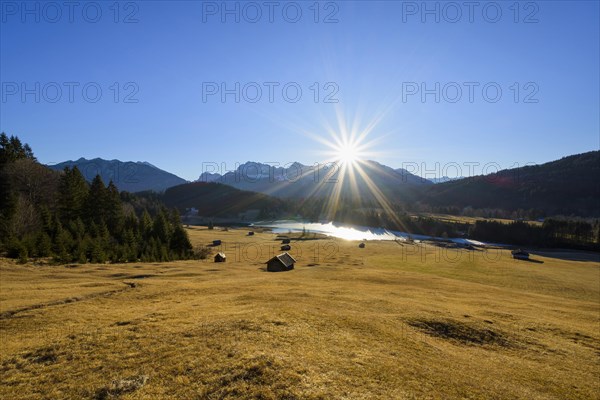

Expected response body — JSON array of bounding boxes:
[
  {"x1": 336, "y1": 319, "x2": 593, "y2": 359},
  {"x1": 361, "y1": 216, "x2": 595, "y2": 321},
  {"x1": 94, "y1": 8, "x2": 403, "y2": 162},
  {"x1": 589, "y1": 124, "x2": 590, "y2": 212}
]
[
  {"x1": 418, "y1": 213, "x2": 543, "y2": 226},
  {"x1": 1, "y1": 227, "x2": 599, "y2": 399}
]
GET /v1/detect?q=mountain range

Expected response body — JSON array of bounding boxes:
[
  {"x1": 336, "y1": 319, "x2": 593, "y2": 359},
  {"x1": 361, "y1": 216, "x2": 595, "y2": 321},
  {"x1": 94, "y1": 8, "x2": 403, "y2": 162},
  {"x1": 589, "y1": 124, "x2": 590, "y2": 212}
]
[
  {"x1": 47, "y1": 151, "x2": 600, "y2": 217},
  {"x1": 197, "y1": 160, "x2": 431, "y2": 202},
  {"x1": 48, "y1": 158, "x2": 188, "y2": 193}
]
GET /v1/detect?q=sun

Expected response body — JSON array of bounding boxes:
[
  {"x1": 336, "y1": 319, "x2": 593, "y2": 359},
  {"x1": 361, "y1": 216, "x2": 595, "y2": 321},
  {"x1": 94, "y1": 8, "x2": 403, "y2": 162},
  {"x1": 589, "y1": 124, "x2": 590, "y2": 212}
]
[{"x1": 337, "y1": 142, "x2": 360, "y2": 165}]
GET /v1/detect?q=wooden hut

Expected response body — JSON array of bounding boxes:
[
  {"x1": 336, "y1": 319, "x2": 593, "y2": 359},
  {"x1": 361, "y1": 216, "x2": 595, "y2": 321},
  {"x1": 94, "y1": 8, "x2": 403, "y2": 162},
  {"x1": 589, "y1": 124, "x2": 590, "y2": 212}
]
[
  {"x1": 266, "y1": 252, "x2": 296, "y2": 272},
  {"x1": 214, "y1": 253, "x2": 226, "y2": 263},
  {"x1": 511, "y1": 249, "x2": 530, "y2": 260},
  {"x1": 280, "y1": 244, "x2": 291, "y2": 251}
]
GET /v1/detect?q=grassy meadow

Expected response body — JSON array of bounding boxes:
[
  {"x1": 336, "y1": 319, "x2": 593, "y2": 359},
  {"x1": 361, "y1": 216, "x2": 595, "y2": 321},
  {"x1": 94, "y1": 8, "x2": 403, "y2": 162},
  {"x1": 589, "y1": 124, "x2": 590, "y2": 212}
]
[
  {"x1": 1, "y1": 227, "x2": 599, "y2": 399},
  {"x1": 418, "y1": 213, "x2": 544, "y2": 226}
]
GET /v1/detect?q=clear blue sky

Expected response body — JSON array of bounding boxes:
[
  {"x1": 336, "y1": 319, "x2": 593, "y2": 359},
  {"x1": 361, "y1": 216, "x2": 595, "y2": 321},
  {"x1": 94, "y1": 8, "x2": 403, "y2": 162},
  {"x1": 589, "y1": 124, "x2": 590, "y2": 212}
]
[{"x1": 1, "y1": 0, "x2": 598, "y2": 180}]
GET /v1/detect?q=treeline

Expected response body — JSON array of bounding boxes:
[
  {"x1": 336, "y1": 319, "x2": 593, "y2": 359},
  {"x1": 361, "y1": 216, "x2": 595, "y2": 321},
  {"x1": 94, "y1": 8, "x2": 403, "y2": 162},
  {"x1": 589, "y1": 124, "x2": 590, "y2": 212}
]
[
  {"x1": 469, "y1": 219, "x2": 600, "y2": 250},
  {"x1": 412, "y1": 204, "x2": 548, "y2": 221},
  {"x1": 0, "y1": 133, "x2": 198, "y2": 263}
]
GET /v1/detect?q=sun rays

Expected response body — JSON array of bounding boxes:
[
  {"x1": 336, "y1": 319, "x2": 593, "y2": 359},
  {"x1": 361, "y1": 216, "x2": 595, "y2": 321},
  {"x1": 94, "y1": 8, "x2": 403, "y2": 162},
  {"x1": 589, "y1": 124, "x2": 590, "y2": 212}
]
[
  {"x1": 259, "y1": 99, "x2": 411, "y2": 234},
  {"x1": 291, "y1": 108, "x2": 409, "y2": 234}
]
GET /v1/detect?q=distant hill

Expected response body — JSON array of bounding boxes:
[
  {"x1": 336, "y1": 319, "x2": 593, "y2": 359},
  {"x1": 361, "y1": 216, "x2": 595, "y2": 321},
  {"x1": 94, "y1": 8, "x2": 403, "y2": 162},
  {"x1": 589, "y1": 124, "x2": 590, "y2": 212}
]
[
  {"x1": 162, "y1": 182, "x2": 286, "y2": 218},
  {"x1": 197, "y1": 160, "x2": 432, "y2": 202},
  {"x1": 420, "y1": 151, "x2": 600, "y2": 216},
  {"x1": 427, "y1": 176, "x2": 464, "y2": 184},
  {"x1": 48, "y1": 158, "x2": 187, "y2": 193}
]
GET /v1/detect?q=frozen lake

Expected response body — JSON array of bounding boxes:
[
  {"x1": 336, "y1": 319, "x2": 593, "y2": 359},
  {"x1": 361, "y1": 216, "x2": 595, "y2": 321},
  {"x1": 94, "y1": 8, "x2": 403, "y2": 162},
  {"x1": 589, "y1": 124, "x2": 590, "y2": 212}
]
[{"x1": 252, "y1": 220, "x2": 487, "y2": 246}]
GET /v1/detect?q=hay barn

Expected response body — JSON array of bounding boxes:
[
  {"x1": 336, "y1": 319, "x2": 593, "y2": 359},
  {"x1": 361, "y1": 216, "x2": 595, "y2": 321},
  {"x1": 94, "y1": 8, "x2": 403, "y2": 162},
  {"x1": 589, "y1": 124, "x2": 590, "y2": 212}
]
[
  {"x1": 511, "y1": 249, "x2": 530, "y2": 260},
  {"x1": 266, "y1": 252, "x2": 296, "y2": 272}
]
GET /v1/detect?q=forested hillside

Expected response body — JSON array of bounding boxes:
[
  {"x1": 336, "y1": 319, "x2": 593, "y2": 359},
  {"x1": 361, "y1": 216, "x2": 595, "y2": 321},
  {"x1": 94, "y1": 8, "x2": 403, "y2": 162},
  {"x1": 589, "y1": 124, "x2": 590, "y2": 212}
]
[
  {"x1": 0, "y1": 133, "x2": 197, "y2": 263},
  {"x1": 420, "y1": 151, "x2": 600, "y2": 217},
  {"x1": 162, "y1": 182, "x2": 286, "y2": 218}
]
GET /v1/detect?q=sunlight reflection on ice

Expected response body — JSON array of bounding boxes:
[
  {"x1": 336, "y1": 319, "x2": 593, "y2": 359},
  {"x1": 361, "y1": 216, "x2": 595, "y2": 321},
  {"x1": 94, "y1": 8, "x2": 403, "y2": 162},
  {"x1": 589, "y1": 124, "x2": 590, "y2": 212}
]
[
  {"x1": 253, "y1": 221, "x2": 489, "y2": 246},
  {"x1": 254, "y1": 221, "x2": 408, "y2": 241}
]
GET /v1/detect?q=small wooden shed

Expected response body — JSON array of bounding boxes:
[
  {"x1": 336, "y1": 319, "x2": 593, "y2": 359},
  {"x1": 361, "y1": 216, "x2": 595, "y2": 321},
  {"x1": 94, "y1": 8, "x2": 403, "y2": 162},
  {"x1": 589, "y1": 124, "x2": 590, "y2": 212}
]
[
  {"x1": 511, "y1": 249, "x2": 529, "y2": 260},
  {"x1": 214, "y1": 253, "x2": 226, "y2": 263},
  {"x1": 280, "y1": 244, "x2": 291, "y2": 251},
  {"x1": 266, "y1": 252, "x2": 296, "y2": 272}
]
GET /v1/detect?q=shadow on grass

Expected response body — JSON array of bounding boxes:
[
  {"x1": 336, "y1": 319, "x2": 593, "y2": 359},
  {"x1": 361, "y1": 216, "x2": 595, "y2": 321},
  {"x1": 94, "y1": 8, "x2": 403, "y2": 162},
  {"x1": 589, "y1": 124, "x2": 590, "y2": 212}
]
[
  {"x1": 407, "y1": 318, "x2": 516, "y2": 348},
  {"x1": 520, "y1": 258, "x2": 545, "y2": 264},
  {"x1": 529, "y1": 250, "x2": 599, "y2": 262}
]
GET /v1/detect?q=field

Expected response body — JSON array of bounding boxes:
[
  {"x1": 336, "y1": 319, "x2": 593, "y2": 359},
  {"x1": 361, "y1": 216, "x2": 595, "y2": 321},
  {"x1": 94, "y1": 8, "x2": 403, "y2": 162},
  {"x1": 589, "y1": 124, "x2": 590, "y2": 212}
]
[
  {"x1": 417, "y1": 213, "x2": 544, "y2": 226},
  {"x1": 1, "y1": 227, "x2": 599, "y2": 399}
]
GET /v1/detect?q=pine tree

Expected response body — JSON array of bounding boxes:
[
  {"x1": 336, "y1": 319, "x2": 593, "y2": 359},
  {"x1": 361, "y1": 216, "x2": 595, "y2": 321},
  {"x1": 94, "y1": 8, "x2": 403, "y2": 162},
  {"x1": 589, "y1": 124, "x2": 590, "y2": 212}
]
[
  {"x1": 127, "y1": 244, "x2": 138, "y2": 262},
  {"x1": 0, "y1": 133, "x2": 9, "y2": 166},
  {"x1": 160, "y1": 244, "x2": 169, "y2": 262},
  {"x1": 96, "y1": 221, "x2": 111, "y2": 252},
  {"x1": 90, "y1": 241, "x2": 107, "y2": 264},
  {"x1": 170, "y1": 224, "x2": 192, "y2": 259},
  {"x1": 58, "y1": 166, "x2": 89, "y2": 224},
  {"x1": 153, "y1": 210, "x2": 171, "y2": 244},
  {"x1": 39, "y1": 206, "x2": 53, "y2": 235},
  {"x1": 72, "y1": 236, "x2": 88, "y2": 263},
  {"x1": 123, "y1": 228, "x2": 139, "y2": 262},
  {"x1": 123, "y1": 213, "x2": 140, "y2": 234},
  {"x1": 36, "y1": 232, "x2": 52, "y2": 257},
  {"x1": 6, "y1": 237, "x2": 24, "y2": 259},
  {"x1": 105, "y1": 181, "x2": 124, "y2": 234},
  {"x1": 148, "y1": 237, "x2": 159, "y2": 261},
  {"x1": 81, "y1": 235, "x2": 93, "y2": 262},
  {"x1": 68, "y1": 218, "x2": 86, "y2": 242},
  {"x1": 140, "y1": 210, "x2": 153, "y2": 240},
  {"x1": 0, "y1": 133, "x2": 36, "y2": 166},
  {"x1": 0, "y1": 135, "x2": 39, "y2": 240},
  {"x1": 17, "y1": 241, "x2": 28, "y2": 263},
  {"x1": 85, "y1": 175, "x2": 108, "y2": 225},
  {"x1": 76, "y1": 247, "x2": 88, "y2": 264},
  {"x1": 170, "y1": 208, "x2": 182, "y2": 226},
  {"x1": 52, "y1": 232, "x2": 69, "y2": 263}
]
